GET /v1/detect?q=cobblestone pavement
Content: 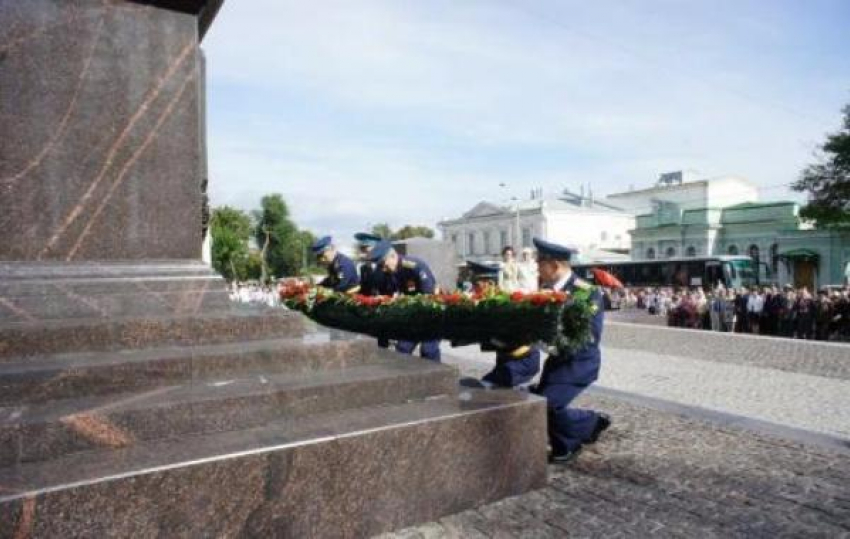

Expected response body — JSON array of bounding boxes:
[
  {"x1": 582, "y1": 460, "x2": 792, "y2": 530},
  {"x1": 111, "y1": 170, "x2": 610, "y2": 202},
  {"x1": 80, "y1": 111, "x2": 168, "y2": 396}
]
[
  {"x1": 378, "y1": 392, "x2": 850, "y2": 538},
  {"x1": 445, "y1": 336, "x2": 850, "y2": 441}
]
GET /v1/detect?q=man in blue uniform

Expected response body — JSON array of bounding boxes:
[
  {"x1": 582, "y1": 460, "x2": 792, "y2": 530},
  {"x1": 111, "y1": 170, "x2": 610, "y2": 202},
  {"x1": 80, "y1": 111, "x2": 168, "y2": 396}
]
[
  {"x1": 312, "y1": 236, "x2": 360, "y2": 294},
  {"x1": 533, "y1": 237, "x2": 611, "y2": 463},
  {"x1": 458, "y1": 260, "x2": 540, "y2": 389},
  {"x1": 353, "y1": 232, "x2": 384, "y2": 296},
  {"x1": 368, "y1": 240, "x2": 441, "y2": 361}
]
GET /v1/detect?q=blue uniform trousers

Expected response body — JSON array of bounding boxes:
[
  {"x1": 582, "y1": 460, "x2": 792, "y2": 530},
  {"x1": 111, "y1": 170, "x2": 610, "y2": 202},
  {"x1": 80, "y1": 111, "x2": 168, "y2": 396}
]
[
  {"x1": 396, "y1": 340, "x2": 441, "y2": 362},
  {"x1": 482, "y1": 349, "x2": 540, "y2": 387},
  {"x1": 535, "y1": 361, "x2": 600, "y2": 453}
]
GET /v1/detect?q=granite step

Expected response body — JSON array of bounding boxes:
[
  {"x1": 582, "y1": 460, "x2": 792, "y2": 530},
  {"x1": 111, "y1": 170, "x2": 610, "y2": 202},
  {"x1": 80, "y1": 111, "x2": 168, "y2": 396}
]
[
  {"x1": 0, "y1": 390, "x2": 547, "y2": 538},
  {"x1": 0, "y1": 261, "x2": 232, "y2": 322},
  {"x1": 0, "y1": 334, "x2": 387, "y2": 405},
  {"x1": 0, "y1": 360, "x2": 457, "y2": 467},
  {"x1": 0, "y1": 280, "x2": 232, "y2": 322},
  {"x1": 0, "y1": 308, "x2": 306, "y2": 360}
]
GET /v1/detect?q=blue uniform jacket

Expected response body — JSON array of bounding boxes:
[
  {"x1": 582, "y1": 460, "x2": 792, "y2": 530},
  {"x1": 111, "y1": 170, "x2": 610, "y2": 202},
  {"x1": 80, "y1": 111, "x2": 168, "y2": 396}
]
[
  {"x1": 319, "y1": 253, "x2": 360, "y2": 293},
  {"x1": 545, "y1": 272, "x2": 604, "y2": 385},
  {"x1": 384, "y1": 256, "x2": 436, "y2": 295},
  {"x1": 359, "y1": 262, "x2": 382, "y2": 296}
]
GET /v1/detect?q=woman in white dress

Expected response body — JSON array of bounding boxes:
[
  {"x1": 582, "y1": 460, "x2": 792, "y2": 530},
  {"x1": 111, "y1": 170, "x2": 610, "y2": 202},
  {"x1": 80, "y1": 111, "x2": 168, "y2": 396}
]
[
  {"x1": 517, "y1": 247, "x2": 539, "y2": 292},
  {"x1": 498, "y1": 246, "x2": 520, "y2": 292}
]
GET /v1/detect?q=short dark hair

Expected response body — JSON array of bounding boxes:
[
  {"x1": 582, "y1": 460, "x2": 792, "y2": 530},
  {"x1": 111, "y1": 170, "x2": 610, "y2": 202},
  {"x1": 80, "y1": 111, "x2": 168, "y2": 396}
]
[{"x1": 502, "y1": 246, "x2": 514, "y2": 256}]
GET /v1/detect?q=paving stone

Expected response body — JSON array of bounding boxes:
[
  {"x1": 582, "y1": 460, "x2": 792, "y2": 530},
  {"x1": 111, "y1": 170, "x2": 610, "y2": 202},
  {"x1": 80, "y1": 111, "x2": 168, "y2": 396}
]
[{"x1": 381, "y1": 392, "x2": 850, "y2": 538}]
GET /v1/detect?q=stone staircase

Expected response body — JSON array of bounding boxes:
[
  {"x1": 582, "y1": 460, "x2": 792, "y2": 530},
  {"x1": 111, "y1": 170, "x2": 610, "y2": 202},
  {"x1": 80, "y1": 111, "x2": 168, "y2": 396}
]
[{"x1": 0, "y1": 264, "x2": 546, "y2": 538}]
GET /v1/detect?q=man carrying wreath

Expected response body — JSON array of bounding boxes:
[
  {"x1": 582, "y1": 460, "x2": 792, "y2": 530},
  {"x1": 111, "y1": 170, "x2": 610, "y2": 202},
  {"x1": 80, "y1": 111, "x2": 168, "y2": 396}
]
[
  {"x1": 533, "y1": 237, "x2": 611, "y2": 464},
  {"x1": 312, "y1": 236, "x2": 360, "y2": 294},
  {"x1": 367, "y1": 240, "x2": 441, "y2": 362},
  {"x1": 459, "y1": 260, "x2": 541, "y2": 389}
]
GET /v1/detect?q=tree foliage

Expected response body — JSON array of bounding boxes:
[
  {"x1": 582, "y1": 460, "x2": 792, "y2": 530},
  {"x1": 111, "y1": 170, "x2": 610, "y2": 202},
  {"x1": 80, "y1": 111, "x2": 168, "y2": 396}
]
[
  {"x1": 793, "y1": 103, "x2": 850, "y2": 228},
  {"x1": 210, "y1": 206, "x2": 252, "y2": 281},
  {"x1": 392, "y1": 225, "x2": 435, "y2": 240},
  {"x1": 211, "y1": 195, "x2": 315, "y2": 282},
  {"x1": 370, "y1": 223, "x2": 393, "y2": 239},
  {"x1": 370, "y1": 223, "x2": 435, "y2": 240},
  {"x1": 254, "y1": 194, "x2": 314, "y2": 279}
]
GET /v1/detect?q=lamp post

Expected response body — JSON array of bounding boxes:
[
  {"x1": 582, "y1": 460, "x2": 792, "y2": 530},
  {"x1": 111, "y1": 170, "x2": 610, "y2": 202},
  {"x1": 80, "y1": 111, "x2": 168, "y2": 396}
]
[{"x1": 499, "y1": 183, "x2": 522, "y2": 248}]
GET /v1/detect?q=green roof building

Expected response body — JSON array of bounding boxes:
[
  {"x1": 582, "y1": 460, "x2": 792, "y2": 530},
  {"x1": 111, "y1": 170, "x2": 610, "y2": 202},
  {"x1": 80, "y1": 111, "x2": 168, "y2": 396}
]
[{"x1": 615, "y1": 173, "x2": 850, "y2": 289}]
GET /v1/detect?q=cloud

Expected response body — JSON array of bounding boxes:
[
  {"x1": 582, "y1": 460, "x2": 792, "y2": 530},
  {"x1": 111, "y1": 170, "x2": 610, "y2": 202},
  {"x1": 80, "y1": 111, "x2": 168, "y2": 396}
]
[{"x1": 202, "y1": 0, "x2": 850, "y2": 239}]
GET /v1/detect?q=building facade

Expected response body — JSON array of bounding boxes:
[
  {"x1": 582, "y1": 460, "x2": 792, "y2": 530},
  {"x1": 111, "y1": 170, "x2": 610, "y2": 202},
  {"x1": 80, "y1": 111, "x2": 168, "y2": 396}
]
[
  {"x1": 617, "y1": 172, "x2": 850, "y2": 288},
  {"x1": 437, "y1": 190, "x2": 634, "y2": 264}
]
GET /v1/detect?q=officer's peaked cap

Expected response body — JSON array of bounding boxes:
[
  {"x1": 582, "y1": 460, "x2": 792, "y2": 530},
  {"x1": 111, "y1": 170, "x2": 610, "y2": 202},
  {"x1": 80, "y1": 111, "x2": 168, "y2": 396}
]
[
  {"x1": 311, "y1": 236, "x2": 333, "y2": 254},
  {"x1": 533, "y1": 237, "x2": 576, "y2": 262}
]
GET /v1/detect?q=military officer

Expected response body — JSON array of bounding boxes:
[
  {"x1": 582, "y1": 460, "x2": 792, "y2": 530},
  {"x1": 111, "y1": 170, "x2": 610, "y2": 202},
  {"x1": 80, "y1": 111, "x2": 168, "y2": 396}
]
[
  {"x1": 458, "y1": 260, "x2": 541, "y2": 389},
  {"x1": 368, "y1": 240, "x2": 441, "y2": 361},
  {"x1": 532, "y1": 237, "x2": 611, "y2": 463},
  {"x1": 353, "y1": 232, "x2": 384, "y2": 296},
  {"x1": 312, "y1": 236, "x2": 360, "y2": 294}
]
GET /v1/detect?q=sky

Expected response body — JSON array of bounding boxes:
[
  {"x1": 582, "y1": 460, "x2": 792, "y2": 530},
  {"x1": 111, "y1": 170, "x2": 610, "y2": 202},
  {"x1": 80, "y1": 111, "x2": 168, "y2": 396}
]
[{"x1": 203, "y1": 0, "x2": 850, "y2": 242}]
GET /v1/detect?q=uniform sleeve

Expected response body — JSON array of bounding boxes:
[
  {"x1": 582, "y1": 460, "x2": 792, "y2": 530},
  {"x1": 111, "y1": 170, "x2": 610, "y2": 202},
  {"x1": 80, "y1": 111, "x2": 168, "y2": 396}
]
[
  {"x1": 318, "y1": 266, "x2": 335, "y2": 289},
  {"x1": 416, "y1": 263, "x2": 436, "y2": 294},
  {"x1": 335, "y1": 256, "x2": 361, "y2": 293}
]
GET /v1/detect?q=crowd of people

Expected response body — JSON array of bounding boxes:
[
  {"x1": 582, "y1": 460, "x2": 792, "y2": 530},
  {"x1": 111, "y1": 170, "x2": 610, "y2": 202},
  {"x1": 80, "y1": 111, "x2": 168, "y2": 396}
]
[
  {"x1": 614, "y1": 285, "x2": 850, "y2": 341},
  {"x1": 228, "y1": 281, "x2": 280, "y2": 307}
]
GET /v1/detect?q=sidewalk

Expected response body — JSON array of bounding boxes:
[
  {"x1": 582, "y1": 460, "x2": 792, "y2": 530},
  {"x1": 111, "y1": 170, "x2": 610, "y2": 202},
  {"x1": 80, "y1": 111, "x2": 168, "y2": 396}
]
[
  {"x1": 376, "y1": 337, "x2": 850, "y2": 537},
  {"x1": 445, "y1": 334, "x2": 850, "y2": 441},
  {"x1": 379, "y1": 390, "x2": 850, "y2": 538}
]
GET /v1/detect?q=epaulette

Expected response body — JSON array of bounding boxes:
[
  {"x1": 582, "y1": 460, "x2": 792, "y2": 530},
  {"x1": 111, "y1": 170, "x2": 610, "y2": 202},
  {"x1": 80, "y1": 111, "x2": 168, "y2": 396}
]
[{"x1": 401, "y1": 259, "x2": 418, "y2": 269}]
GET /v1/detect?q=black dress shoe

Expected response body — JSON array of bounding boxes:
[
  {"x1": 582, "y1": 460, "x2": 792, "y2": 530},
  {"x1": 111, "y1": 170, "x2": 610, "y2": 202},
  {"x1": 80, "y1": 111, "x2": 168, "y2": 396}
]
[
  {"x1": 588, "y1": 413, "x2": 611, "y2": 444},
  {"x1": 459, "y1": 377, "x2": 487, "y2": 389},
  {"x1": 549, "y1": 446, "x2": 582, "y2": 464}
]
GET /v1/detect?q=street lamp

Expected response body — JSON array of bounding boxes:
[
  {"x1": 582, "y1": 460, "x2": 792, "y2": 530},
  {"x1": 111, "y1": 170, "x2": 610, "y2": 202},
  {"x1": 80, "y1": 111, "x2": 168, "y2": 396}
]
[{"x1": 499, "y1": 183, "x2": 521, "y2": 249}]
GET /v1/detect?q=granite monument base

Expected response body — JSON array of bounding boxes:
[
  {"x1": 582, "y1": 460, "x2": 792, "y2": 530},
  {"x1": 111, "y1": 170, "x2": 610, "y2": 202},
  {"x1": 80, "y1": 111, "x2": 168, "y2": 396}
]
[{"x1": 0, "y1": 266, "x2": 547, "y2": 537}]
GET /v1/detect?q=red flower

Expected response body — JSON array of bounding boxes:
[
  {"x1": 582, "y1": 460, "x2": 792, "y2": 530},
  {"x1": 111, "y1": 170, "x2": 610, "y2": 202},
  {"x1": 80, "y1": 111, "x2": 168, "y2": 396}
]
[
  {"x1": 510, "y1": 291, "x2": 526, "y2": 302},
  {"x1": 553, "y1": 291, "x2": 568, "y2": 303},
  {"x1": 438, "y1": 292, "x2": 463, "y2": 305},
  {"x1": 530, "y1": 293, "x2": 551, "y2": 306}
]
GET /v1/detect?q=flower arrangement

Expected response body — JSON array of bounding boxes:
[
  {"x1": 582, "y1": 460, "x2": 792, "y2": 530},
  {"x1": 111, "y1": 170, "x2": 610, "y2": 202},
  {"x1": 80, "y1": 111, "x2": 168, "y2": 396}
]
[{"x1": 279, "y1": 282, "x2": 597, "y2": 353}]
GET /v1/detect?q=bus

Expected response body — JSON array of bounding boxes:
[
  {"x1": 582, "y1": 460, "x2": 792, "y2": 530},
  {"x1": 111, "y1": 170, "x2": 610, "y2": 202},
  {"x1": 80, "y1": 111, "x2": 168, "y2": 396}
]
[{"x1": 573, "y1": 256, "x2": 760, "y2": 291}]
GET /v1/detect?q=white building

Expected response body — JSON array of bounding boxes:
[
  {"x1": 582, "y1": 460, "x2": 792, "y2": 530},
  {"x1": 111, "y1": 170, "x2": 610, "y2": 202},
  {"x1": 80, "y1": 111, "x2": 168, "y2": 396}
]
[{"x1": 437, "y1": 189, "x2": 634, "y2": 263}]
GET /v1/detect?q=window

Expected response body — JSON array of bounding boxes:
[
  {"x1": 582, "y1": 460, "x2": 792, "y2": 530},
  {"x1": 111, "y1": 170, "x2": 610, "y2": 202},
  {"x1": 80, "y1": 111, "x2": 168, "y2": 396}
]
[
  {"x1": 728, "y1": 245, "x2": 739, "y2": 256},
  {"x1": 770, "y1": 243, "x2": 779, "y2": 274},
  {"x1": 483, "y1": 231, "x2": 492, "y2": 255},
  {"x1": 451, "y1": 234, "x2": 461, "y2": 254},
  {"x1": 467, "y1": 233, "x2": 475, "y2": 255},
  {"x1": 646, "y1": 248, "x2": 656, "y2": 260},
  {"x1": 665, "y1": 247, "x2": 676, "y2": 259},
  {"x1": 601, "y1": 231, "x2": 608, "y2": 242},
  {"x1": 450, "y1": 234, "x2": 458, "y2": 245},
  {"x1": 749, "y1": 244, "x2": 760, "y2": 265},
  {"x1": 500, "y1": 230, "x2": 508, "y2": 250},
  {"x1": 686, "y1": 246, "x2": 696, "y2": 257},
  {"x1": 522, "y1": 227, "x2": 532, "y2": 248}
]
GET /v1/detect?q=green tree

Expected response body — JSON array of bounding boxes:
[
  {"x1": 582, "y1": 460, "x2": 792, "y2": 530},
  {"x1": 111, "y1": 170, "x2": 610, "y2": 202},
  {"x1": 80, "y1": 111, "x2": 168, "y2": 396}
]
[
  {"x1": 370, "y1": 223, "x2": 393, "y2": 239},
  {"x1": 245, "y1": 251, "x2": 265, "y2": 281},
  {"x1": 210, "y1": 206, "x2": 252, "y2": 281},
  {"x1": 253, "y1": 194, "x2": 316, "y2": 279},
  {"x1": 793, "y1": 103, "x2": 850, "y2": 228},
  {"x1": 392, "y1": 225, "x2": 435, "y2": 240}
]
